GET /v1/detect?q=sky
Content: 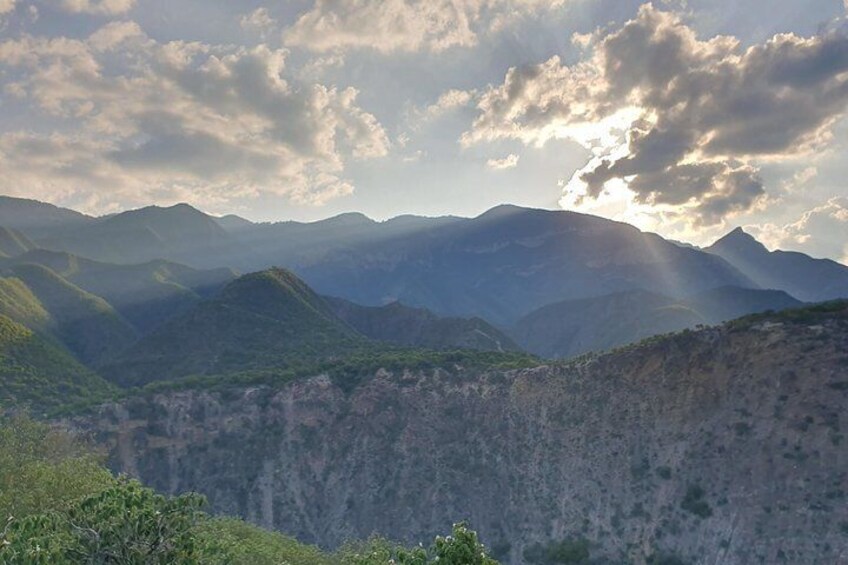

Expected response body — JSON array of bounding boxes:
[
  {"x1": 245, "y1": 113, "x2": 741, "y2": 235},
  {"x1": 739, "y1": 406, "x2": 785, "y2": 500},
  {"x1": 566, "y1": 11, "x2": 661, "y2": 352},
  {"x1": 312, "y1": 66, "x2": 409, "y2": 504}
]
[{"x1": 0, "y1": 0, "x2": 847, "y2": 261}]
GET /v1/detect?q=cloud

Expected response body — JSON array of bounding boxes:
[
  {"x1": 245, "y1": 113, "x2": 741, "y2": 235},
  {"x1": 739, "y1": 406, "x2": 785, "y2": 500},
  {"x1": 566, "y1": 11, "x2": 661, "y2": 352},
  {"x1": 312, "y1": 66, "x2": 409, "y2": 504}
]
[
  {"x1": 404, "y1": 88, "x2": 476, "y2": 131},
  {"x1": 60, "y1": 0, "x2": 135, "y2": 16},
  {"x1": 780, "y1": 165, "x2": 818, "y2": 192},
  {"x1": 240, "y1": 7, "x2": 276, "y2": 39},
  {"x1": 0, "y1": 0, "x2": 15, "y2": 15},
  {"x1": 487, "y1": 153, "x2": 519, "y2": 170},
  {"x1": 750, "y1": 197, "x2": 848, "y2": 263},
  {"x1": 0, "y1": 22, "x2": 389, "y2": 212},
  {"x1": 424, "y1": 89, "x2": 474, "y2": 118},
  {"x1": 463, "y1": 4, "x2": 848, "y2": 228},
  {"x1": 284, "y1": 0, "x2": 566, "y2": 54}
]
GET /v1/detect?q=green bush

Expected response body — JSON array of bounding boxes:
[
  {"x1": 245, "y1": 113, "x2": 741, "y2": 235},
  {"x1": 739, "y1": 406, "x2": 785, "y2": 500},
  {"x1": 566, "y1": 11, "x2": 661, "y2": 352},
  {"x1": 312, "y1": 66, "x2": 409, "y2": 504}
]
[
  {"x1": 680, "y1": 485, "x2": 712, "y2": 519},
  {"x1": 0, "y1": 413, "x2": 114, "y2": 519},
  {"x1": 197, "y1": 517, "x2": 333, "y2": 565},
  {"x1": 522, "y1": 537, "x2": 591, "y2": 564},
  {"x1": 337, "y1": 523, "x2": 499, "y2": 565},
  {"x1": 0, "y1": 479, "x2": 205, "y2": 564}
]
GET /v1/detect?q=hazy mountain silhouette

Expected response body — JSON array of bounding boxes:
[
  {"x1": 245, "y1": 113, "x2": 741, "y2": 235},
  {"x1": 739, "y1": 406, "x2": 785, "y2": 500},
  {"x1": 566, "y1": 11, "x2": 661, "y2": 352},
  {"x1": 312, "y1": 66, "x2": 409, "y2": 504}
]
[
  {"x1": 4, "y1": 249, "x2": 236, "y2": 333},
  {"x1": 707, "y1": 227, "x2": 848, "y2": 302},
  {"x1": 513, "y1": 286, "x2": 802, "y2": 358},
  {"x1": 0, "y1": 196, "x2": 93, "y2": 239},
  {"x1": 35, "y1": 203, "x2": 245, "y2": 268},
  {"x1": 325, "y1": 296, "x2": 521, "y2": 352},
  {"x1": 4, "y1": 197, "x2": 845, "y2": 329},
  {"x1": 263, "y1": 205, "x2": 756, "y2": 325}
]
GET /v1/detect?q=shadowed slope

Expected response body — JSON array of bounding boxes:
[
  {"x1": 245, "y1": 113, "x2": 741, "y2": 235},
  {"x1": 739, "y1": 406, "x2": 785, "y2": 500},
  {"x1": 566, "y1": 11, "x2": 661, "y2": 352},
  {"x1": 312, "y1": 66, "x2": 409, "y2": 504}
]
[
  {"x1": 513, "y1": 286, "x2": 802, "y2": 358},
  {"x1": 326, "y1": 297, "x2": 521, "y2": 352},
  {"x1": 104, "y1": 268, "x2": 366, "y2": 387},
  {"x1": 0, "y1": 227, "x2": 36, "y2": 258},
  {"x1": 2, "y1": 264, "x2": 137, "y2": 364},
  {"x1": 0, "y1": 315, "x2": 114, "y2": 413},
  {"x1": 7, "y1": 249, "x2": 236, "y2": 333}
]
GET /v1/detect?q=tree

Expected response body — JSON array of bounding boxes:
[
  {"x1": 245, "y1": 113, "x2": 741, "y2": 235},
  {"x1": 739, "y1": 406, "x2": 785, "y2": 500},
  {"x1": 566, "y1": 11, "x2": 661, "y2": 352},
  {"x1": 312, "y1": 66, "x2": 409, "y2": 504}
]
[
  {"x1": 0, "y1": 412, "x2": 114, "y2": 520},
  {"x1": 339, "y1": 523, "x2": 500, "y2": 565},
  {"x1": 0, "y1": 479, "x2": 205, "y2": 564}
]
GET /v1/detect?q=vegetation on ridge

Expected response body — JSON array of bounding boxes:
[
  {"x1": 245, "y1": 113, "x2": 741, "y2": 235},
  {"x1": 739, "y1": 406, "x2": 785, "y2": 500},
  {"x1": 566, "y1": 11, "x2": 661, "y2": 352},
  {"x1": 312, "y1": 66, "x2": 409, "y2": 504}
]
[
  {"x1": 0, "y1": 315, "x2": 115, "y2": 414},
  {"x1": 0, "y1": 414, "x2": 502, "y2": 564}
]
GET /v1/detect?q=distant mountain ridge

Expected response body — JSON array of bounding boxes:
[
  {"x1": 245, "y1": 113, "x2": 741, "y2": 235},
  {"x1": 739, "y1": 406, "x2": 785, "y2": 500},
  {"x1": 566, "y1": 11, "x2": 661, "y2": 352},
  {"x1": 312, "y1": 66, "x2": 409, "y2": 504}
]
[
  {"x1": 2, "y1": 249, "x2": 237, "y2": 333},
  {"x1": 239, "y1": 205, "x2": 756, "y2": 325},
  {"x1": 512, "y1": 286, "x2": 803, "y2": 358},
  {"x1": 706, "y1": 227, "x2": 848, "y2": 302},
  {"x1": 325, "y1": 297, "x2": 521, "y2": 352},
  {"x1": 0, "y1": 196, "x2": 93, "y2": 239},
  {"x1": 35, "y1": 203, "x2": 246, "y2": 268},
  {"x1": 2, "y1": 195, "x2": 845, "y2": 330}
]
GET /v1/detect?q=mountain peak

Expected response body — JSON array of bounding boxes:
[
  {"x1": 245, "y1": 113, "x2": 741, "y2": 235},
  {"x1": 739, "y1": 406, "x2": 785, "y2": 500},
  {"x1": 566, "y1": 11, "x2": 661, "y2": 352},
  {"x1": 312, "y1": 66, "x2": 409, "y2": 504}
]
[
  {"x1": 708, "y1": 226, "x2": 767, "y2": 255},
  {"x1": 317, "y1": 212, "x2": 376, "y2": 227},
  {"x1": 219, "y1": 267, "x2": 345, "y2": 327},
  {"x1": 476, "y1": 203, "x2": 535, "y2": 220},
  {"x1": 117, "y1": 202, "x2": 206, "y2": 219}
]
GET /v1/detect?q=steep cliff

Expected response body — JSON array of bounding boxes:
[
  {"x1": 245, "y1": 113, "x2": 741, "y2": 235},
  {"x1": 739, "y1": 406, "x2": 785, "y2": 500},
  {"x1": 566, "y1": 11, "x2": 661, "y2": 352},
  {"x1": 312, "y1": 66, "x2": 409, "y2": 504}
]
[{"x1": 71, "y1": 305, "x2": 848, "y2": 564}]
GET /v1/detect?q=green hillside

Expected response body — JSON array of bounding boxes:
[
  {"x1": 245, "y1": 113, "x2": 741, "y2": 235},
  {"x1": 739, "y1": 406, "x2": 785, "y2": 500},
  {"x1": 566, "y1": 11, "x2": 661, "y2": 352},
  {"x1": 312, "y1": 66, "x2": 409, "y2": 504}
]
[
  {"x1": 0, "y1": 276, "x2": 52, "y2": 333},
  {"x1": 6, "y1": 249, "x2": 236, "y2": 333},
  {"x1": 104, "y1": 268, "x2": 368, "y2": 387},
  {"x1": 3, "y1": 264, "x2": 137, "y2": 364},
  {"x1": 0, "y1": 315, "x2": 115, "y2": 413}
]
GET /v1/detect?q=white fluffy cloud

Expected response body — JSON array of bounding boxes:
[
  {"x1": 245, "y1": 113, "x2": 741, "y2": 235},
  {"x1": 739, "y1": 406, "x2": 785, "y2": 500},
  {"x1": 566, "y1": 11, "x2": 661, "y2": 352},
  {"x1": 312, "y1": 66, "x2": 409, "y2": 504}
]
[
  {"x1": 463, "y1": 4, "x2": 848, "y2": 229},
  {"x1": 60, "y1": 0, "x2": 135, "y2": 15},
  {"x1": 284, "y1": 0, "x2": 566, "y2": 53},
  {"x1": 240, "y1": 7, "x2": 276, "y2": 40},
  {"x1": 751, "y1": 197, "x2": 848, "y2": 263},
  {"x1": 487, "y1": 153, "x2": 519, "y2": 170},
  {"x1": 0, "y1": 21, "x2": 389, "y2": 212}
]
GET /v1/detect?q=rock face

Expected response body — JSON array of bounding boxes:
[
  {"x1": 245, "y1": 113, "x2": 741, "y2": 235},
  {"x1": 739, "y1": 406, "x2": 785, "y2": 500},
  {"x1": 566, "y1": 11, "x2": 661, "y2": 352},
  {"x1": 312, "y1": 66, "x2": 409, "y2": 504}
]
[{"x1": 72, "y1": 312, "x2": 848, "y2": 564}]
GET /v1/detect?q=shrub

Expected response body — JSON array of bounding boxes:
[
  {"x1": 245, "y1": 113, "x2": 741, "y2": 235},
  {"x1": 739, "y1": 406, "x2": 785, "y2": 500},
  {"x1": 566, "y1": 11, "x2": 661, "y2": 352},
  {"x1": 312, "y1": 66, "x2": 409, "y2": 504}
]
[
  {"x1": 680, "y1": 485, "x2": 712, "y2": 519},
  {"x1": 523, "y1": 537, "x2": 591, "y2": 564}
]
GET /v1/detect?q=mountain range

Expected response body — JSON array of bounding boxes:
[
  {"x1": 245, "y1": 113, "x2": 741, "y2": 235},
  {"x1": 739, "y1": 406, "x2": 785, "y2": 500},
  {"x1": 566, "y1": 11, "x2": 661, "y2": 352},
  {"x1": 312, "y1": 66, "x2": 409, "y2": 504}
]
[
  {"x1": 7, "y1": 197, "x2": 847, "y2": 326},
  {"x1": 706, "y1": 227, "x2": 848, "y2": 302},
  {"x1": 0, "y1": 195, "x2": 843, "y2": 399},
  {"x1": 1, "y1": 195, "x2": 847, "y2": 563}
]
